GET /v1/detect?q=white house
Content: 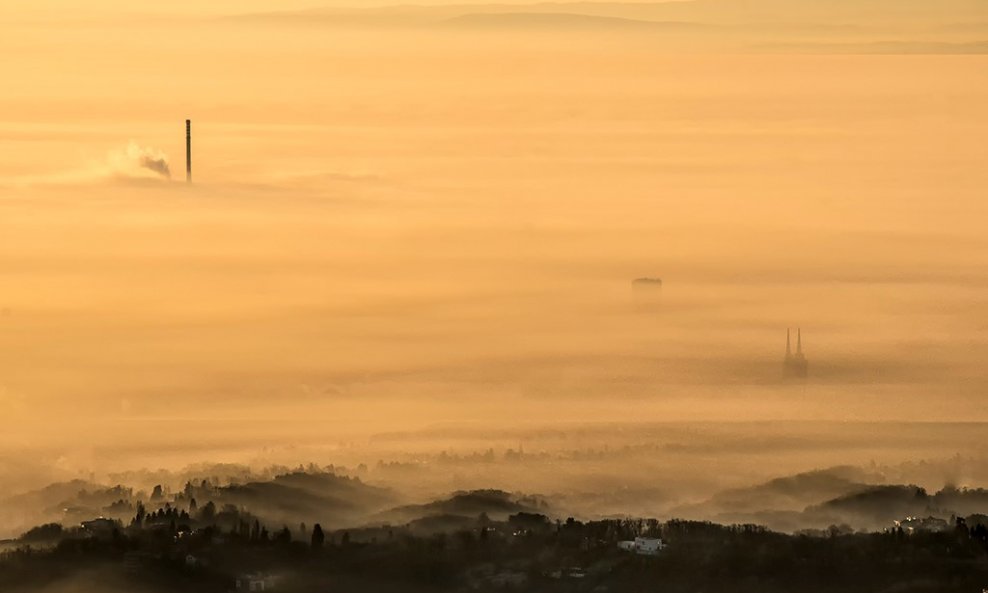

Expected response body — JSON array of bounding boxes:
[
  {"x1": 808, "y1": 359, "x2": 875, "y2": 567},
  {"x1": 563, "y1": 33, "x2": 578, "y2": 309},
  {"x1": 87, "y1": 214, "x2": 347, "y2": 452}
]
[{"x1": 618, "y1": 537, "x2": 667, "y2": 556}]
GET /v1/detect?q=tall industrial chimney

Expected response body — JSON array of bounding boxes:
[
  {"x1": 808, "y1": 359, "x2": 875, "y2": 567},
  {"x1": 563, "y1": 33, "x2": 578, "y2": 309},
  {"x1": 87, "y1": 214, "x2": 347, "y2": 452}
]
[{"x1": 185, "y1": 119, "x2": 192, "y2": 183}]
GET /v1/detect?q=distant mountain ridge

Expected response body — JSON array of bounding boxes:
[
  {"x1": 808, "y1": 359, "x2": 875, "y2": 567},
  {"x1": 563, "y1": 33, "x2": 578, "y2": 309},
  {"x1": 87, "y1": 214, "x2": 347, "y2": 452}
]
[
  {"x1": 223, "y1": 0, "x2": 988, "y2": 53},
  {"x1": 231, "y1": 0, "x2": 987, "y2": 26},
  {"x1": 442, "y1": 12, "x2": 707, "y2": 30}
]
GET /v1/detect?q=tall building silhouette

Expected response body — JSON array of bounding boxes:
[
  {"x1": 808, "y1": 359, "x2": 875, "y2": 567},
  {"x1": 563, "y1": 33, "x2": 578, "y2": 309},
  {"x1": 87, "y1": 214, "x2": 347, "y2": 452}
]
[
  {"x1": 631, "y1": 277, "x2": 663, "y2": 311},
  {"x1": 783, "y1": 328, "x2": 808, "y2": 379}
]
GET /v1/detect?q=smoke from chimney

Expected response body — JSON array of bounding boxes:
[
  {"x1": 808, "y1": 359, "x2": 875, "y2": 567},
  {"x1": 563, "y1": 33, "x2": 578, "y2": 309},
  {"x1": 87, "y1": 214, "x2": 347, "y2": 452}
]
[
  {"x1": 140, "y1": 154, "x2": 171, "y2": 178},
  {"x1": 107, "y1": 142, "x2": 172, "y2": 180}
]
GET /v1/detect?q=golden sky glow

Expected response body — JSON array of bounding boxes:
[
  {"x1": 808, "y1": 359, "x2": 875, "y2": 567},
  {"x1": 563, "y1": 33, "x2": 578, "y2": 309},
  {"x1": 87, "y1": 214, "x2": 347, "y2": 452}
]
[{"x1": 1, "y1": 0, "x2": 987, "y2": 499}]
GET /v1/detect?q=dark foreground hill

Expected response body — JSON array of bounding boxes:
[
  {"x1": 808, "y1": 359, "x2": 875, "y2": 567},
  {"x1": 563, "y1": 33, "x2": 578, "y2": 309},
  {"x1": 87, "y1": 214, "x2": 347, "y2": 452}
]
[{"x1": 3, "y1": 513, "x2": 988, "y2": 593}]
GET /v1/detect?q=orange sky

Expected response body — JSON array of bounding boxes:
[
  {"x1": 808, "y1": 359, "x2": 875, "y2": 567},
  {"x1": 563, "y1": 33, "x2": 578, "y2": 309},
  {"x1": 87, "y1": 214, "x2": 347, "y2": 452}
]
[{"x1": 1, "y1": 0, "x2": 986, "y2": 490}]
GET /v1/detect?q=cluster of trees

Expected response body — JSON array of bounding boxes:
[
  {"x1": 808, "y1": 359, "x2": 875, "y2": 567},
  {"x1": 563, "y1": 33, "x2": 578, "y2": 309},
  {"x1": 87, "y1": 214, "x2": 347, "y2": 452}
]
[
  {"x1": 131, "y1": 503, "x2": 192, "y2": 530},
  {"x1": 956, "y1": 516, "x2": 988, "y2": 547}
]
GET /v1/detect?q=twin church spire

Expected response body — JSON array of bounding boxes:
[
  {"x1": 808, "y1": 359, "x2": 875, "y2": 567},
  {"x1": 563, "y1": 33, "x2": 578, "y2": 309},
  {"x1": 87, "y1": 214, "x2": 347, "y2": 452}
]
[{"x1": 784, "y1": 328, "x2": 808, "y2": 379}]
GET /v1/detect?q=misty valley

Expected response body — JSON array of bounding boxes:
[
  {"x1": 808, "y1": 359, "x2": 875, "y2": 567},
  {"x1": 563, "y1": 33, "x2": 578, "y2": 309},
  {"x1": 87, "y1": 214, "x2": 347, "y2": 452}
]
[
  {"x1": 3, "y1": 0, "x2": 988, "y2": 591},
  {"x1": 4, "y1": 422, "x2": 988, "y2": 592}
]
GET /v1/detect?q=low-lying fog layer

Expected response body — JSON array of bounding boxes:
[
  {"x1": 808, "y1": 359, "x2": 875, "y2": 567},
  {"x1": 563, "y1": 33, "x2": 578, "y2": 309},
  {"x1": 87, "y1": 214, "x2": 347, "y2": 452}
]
[
  {"x1": 1, "y1": 1, "x2": 987, "y2": 538},
  {"x1": 2, "y1": 424, "x2": 987, "y2": 540}
]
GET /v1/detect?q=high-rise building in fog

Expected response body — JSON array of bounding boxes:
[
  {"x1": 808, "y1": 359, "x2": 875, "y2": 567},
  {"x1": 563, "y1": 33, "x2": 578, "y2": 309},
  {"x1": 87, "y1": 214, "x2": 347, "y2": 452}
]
[
  {"x1": 631, "y1": 277, "x2": 663, "y2": 311},
  {"x1": 783, "y1": 328, "x2": 808, "y2": 379}
]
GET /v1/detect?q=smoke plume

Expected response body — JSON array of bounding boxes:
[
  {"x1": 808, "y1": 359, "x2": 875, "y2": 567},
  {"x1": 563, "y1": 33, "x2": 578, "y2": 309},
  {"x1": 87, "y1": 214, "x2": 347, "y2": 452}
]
[
  {"x1": 139, "y1": 154, "x2": 171, "y2": 178},
  {"x1": 107, "y1": 142, "x2": 171, "y2": 180}
]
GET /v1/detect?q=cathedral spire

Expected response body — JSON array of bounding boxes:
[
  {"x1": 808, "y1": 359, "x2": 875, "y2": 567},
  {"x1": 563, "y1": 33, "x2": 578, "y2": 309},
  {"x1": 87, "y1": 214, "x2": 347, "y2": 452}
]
[{"x1": 784, "y1": 327, "x2": 808, "y2": 379}]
